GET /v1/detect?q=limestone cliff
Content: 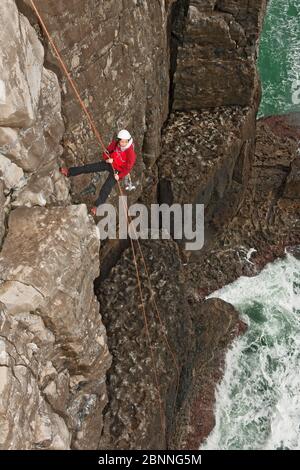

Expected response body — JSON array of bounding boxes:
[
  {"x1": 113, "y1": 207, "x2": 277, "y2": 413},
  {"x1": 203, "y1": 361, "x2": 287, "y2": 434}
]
[
  {"x1": 0, "y1": 0, "x2": 181, "y2": 450},
  {"x1": 159, "y1": 0, "x2": 267, "y2": 244},
  {"x1": 0, "y1": 0, "x2": 111, "y2": 449},
  {"x1": 0, "y1": 205, "x2": 110, "y2": 449},
  {"x1": 173, "y1": 0, "x2": 266, "y2": 109},
  {"x1": 16, "y1": 0, "x2": 177, "y2": 202},
  {"x1": 1, "y1": 0, "x2": 297, "y2": 452}
]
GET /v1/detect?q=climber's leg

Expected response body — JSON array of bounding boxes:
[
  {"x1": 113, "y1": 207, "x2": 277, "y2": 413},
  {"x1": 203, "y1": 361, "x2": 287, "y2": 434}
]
[
  {"x1": 95, "y1": 171, "x2": 117, "y2": 206},
  {"x1": 67, "y1": 161, "x2": 111, "y2": 177}
]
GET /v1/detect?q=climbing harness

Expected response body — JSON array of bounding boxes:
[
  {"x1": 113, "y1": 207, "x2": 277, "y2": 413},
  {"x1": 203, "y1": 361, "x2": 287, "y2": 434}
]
[
  {"x1": 78, "y1": 141, "x2": 136, "y2": 197},
  {"x1": 30, "y1": 0, "x2": 180, "y2": 442},
  {"x1": 124, "y1": 174, "x2": 136, "y2": 191}
]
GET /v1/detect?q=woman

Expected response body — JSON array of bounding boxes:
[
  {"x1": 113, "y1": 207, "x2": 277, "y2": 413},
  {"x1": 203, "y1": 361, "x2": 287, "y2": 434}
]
[{"x1": 59, "y1": 129, "x2": 136, "y2": 215}]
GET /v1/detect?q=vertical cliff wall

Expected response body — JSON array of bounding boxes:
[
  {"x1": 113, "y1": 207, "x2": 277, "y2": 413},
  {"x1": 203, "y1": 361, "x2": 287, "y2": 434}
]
[
  {"x1": 0, "y1": 0, "x2": 180, "y2": 450},
  {"x1": 159, "y1": 0, "x2": 267, "y2": 247},
  {"x1": 173, "y1": 0, "x2": 267, "y2": 109},
  {"x1": 0, "y1": 0, "x2": 111, "y2": 450},
  {"x1": 17, "y1": 0, "x2": 177, "y2": 201}
]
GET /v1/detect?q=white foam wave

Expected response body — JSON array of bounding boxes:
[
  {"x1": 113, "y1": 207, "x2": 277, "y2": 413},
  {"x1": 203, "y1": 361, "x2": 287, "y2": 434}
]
[{"x1": 201, "y1": 253, "x2": 300, "y2": 450}]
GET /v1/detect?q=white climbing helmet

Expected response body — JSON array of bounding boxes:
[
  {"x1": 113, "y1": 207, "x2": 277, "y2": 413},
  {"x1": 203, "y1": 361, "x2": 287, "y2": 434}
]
[{"x1": 117, "y1": 129, "x2": 132, "y2": 141}]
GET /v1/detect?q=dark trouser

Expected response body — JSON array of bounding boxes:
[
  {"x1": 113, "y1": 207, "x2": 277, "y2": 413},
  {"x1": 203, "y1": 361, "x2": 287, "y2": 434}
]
[{"x1": 68, "y1": 161, "x2": 117, "y2": 206}]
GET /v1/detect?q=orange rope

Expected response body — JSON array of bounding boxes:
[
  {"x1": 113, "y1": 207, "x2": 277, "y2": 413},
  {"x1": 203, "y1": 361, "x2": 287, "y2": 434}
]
[
  {"x1": 117, "y1": 194, "x2": 166, "y2": 436},
  {"x1": 135, "y1": 247, "x2": 181, "y2": 419},
  {"x1": 118, "y1": 199, "x2": 181, "y2": 422},
  {"x1": 29, "y1": 0, "x2": 107, "y2": 154},
  {"x1": 29, "y1": 0, "x2": 182, "y2": 442}
]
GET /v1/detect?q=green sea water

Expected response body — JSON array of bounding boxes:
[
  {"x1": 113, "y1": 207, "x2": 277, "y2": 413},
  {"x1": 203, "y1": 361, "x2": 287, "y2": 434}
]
[{"x1": 258, "y1": 0, "x2": 300, "y2": 117}]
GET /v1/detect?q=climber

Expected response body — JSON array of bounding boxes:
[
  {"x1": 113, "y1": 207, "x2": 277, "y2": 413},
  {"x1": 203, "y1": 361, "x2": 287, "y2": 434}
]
[{"x1": 59, "y1": 130, "x2": 136, "y2": 216}]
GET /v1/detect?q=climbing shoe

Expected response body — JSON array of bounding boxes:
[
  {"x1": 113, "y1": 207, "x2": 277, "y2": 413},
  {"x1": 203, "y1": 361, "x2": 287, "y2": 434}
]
[
  {"x1": 90, "y1": 206, "x2": 97, "y2": 216},
  {"x1": 59, "y1": 167, "x2": 69, "y2": 177}
]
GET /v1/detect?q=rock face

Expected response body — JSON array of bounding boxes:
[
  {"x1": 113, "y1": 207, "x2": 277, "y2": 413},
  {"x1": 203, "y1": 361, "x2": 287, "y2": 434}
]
[
  {"x1": 0, "y1": 0, "x2": 111, "y2": 450},
  {"x1": 0, "y1": 0, "x2": 44, "y2": 127},
  {"x1": 284, "y1": 157, "x2": 300, "y2": 200},
  {"x1": 18, "y1": 0, "x2": 177, "y2": 196},
  {"x1": 0, "y1": 0, "x2": 69, "y2": 212},
  {"x1": 174, "y1": 117, "x2": 299, "y2": 446},
  {"x1": 96, "y1": 104, "x2": 300, "y2": 449},
  {"x1": 0, "y1": 154, "x2": 26, "y2": 192},
  {"x1": 158, "y1": 105, "x2": 256, "y2": 231},
  {"x1": 156, "y1": 0, "x2": 266, "y2": 252},
  {"x1": 0, "y1": 68, "x2": 65, "y2": 173},
  {"x1": 152, "y1": 114, "x2": 299, "y2": 449},
  {"x1": 98, "y1": 238, "x2": 194, "y2": 449},
  {"x1": 96, "y1": 238, "x2": 242, "y2": 449},
  {"x1": 1, "y1": 0, "x2": 294, "y2": 453},
  {"x1": 185, "y1": 114, "x2": 300, "y2": 302},
  {"x1": 171, "y1": 298, "x2": 247, "y2": 450},
  {"x1": 173, "y1": 0, "x2": 267, "y2": 109},
  {"x1": 14, "y1": 0, "x2": 182, "y2": 270},
  {"x1": 0, "y1": 205, "x2": 111, "y2": 449}
]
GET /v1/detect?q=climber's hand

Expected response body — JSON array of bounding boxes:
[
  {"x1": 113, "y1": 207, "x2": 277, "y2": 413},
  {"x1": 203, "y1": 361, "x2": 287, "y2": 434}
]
[
  {"x1": 107, "y1": 158, "x2": 113, "y2": 164},
  {"x1": 114, "y1": 174, "x2": 119, "y2": 181}
]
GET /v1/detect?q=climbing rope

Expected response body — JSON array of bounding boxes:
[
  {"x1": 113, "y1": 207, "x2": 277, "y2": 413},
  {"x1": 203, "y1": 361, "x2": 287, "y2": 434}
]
[{"x1": 30, "y1": 0, "x2": 181, "y2": 441}]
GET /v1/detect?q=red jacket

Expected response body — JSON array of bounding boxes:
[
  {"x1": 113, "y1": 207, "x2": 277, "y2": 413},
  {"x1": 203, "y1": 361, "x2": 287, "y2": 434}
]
[{"x1": 103, "y1": 140, "x2": 136, "y2": 180}]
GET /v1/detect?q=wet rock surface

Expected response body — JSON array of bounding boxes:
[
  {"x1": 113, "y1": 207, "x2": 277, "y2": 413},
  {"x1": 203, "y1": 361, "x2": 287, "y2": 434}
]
[{"x1": 170, "y1": 298, "x2": 247, "y2": 450}]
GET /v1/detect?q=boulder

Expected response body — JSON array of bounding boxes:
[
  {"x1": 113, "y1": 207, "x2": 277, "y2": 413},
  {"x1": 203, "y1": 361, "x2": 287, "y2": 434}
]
[
  {"x1": 0, "y1": 0, "x2": 44, "y2": 127},
  {"x1": 12, "y1": 167, "x2": 70, "y2": 208},
  {"x1": 0, "y1": 205, "x2": 111, "y2": 449},
  {"x1": 0, "y1": 68, "x2": 65, "y2": 172},
  {"x1": 0, "y1": 154, "x2": 26, "y2": 192}
]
